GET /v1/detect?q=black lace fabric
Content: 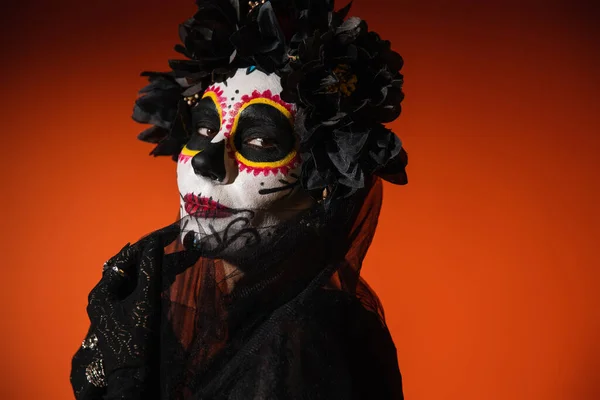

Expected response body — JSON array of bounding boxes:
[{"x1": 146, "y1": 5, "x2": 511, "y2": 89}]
[{"x1": 71, "y1": 177, "x2": 404, "y2": 399}]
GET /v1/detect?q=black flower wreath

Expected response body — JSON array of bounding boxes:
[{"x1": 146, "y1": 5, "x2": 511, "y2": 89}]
[{"x1": 133, "y1": 0, "x2": 408, "y2": 198}]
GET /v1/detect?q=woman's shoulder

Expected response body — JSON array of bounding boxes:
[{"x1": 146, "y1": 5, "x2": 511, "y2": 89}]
[
  {"x1": 243, "y1": 288, "x2": 404, "y2": 399},
  {"x1": 302, "y1": 288, "x2": 389, "y2": 332}
]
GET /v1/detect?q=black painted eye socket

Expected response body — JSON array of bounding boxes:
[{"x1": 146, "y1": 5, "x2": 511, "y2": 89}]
[
  {"x1": 188, "y1": 97, "x2": 221, "y2": 151},
  {"x1": 234, "y1": 103, "x2": 295, "y2": 163},
  {"x1": 244, "y1": 137, "x2": 278, "y2": 149}
]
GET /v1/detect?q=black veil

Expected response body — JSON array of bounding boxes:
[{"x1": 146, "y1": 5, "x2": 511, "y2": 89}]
[{"x1": 157, "y1": 176, "x2": 403, "y2": 399}]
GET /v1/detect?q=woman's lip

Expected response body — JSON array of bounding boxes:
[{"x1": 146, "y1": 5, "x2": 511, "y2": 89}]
[{"x1": 183, "y1": 193, "x2": 233, "y2": 218}]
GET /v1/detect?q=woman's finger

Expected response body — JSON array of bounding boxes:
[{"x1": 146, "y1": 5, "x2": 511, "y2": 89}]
[
  {"x1": 136, "y1": 237, "x2": 163, "y2": 296},
  {"x1": 154, "y1": 223, "x2": 181, "y2": 247},
  {"x1": 105, "y1": 243, "x2": 139, "y2": 276},
  {"x1": 86, "y1": 268, "x2": 127, "y2": 319},
  {"x1": 136, "y1": 223, "x2": 180, "y2": 250}
]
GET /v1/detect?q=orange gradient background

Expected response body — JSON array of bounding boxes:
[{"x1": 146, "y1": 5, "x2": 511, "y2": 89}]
[{"x1": 2, "y1": 0, "x2": 599, "y2": 399}]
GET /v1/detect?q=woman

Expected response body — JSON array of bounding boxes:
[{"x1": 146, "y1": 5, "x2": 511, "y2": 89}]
[{"x1": 70, "y1": 0, "x2": 408, "y2": 398}]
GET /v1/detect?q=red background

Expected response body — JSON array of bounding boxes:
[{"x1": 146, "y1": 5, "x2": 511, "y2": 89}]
[{"x1": 2, "y1": 0, "x2": 599, "y2": 398}]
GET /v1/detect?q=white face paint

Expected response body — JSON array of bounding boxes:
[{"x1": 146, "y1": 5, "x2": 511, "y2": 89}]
[{"x1": 177, "y1": 68, "x2": 313, "y2": 250}]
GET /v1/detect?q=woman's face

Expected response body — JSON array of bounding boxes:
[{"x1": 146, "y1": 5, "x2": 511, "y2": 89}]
[{"x1": 177, "y1": 68, "x2": 313, "y2": 249}]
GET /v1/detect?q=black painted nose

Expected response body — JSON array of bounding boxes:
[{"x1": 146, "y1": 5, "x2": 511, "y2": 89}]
[{"x1": 191, "y1": 140, "x2": 227, "y2": 182}]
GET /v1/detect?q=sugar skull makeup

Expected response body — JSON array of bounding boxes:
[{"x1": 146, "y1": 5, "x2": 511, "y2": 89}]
[{"x1": 177, "y1": 68, "x2": 313, "y2": 250}]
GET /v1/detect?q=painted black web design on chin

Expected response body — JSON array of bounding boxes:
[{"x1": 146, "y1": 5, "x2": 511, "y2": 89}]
[
  {"x1": 177, "y1": 190, "x2": 260, "y2": 256},
  {"x1": 177, "y1": 170, "x2": 304, "y2": 252},
  {"x1": 181, "y1": 212, "x2": 261, "y2": 255}
]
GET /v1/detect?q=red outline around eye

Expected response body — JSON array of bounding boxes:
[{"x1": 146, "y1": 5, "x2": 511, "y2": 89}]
[{"x1": 223, "y1": 89, "x2": 300, "y2": 176}]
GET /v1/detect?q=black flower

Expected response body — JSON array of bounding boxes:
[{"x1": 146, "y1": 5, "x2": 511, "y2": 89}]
[
  {"x1": 230, "y1": 2, "x2": 288, "y2": 72},
  {"x1": 281, "y1": 14, "x2": 407, "y2": 197},
  {"x1": 132, "y1": 0, "x2": 408, "y2": 196},
  {"x1": 297, "y1": 110, "x2": 406, "y2": 197},
  {"x1": 282, "y1": 17, "x2": 404, "y2": 125},
  {"x1": 175, "y1": 0, "x2": 238, "y2": 69},
  {"x1": 132, "y1": 72, "x2": 186, "y2": 160}
]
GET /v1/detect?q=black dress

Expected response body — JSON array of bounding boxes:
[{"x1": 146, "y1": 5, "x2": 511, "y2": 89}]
[{"x1": 70, "y1": 178, "x2": 405, "y2": 399}]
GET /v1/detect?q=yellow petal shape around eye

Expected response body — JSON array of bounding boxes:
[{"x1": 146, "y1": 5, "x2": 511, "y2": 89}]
[
  {"x1": 201, "y1": 91, "x2": 223, "y2": 123},
  {"x1": 181, "y1": 146, "x2": 202, "y2": 157},
  {"x1": 234, "y1": 149, "x2": 298, "y2": 169},
  {"x1": 227, "y1": 97, "x2": 296, "y2": 169},
  {"x1": 230, "y1": 98, "x2": 293, "y2": 136}
]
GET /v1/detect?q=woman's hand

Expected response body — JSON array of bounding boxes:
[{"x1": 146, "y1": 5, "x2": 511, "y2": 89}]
[
  {"x1": 82, "y1": 224, "x2": 179, "y2": 397},
  {"x1": 86, "y1": 236, "x2": 162, "y2": 381}
]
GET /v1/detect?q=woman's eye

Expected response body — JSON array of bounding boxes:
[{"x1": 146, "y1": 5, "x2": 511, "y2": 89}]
[
  {"x1": 197, "y1": 127, "x2": 217, "y2": 137},
  {"x1": 245, "y1": 137, "x2": 277, "y2": 149}
]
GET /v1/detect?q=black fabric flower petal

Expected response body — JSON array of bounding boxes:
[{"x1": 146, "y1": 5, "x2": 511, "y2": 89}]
[
  {"x1": 364, "y1": 126, "x2": 401, "y2": 170},
  {"x1": 298, "y1": 118, "x2": 407, "y2": 198},
  {"x1": 149, "y1": 99, "x2": 193, "y2": 161},
  {"x1": 132, "y1": 72, "x2": 182, "y2": 131},
  {"x1": 301, "y1": 150, "x2": 334, "y2": 191},
  {"x1": 334, "y1": 16, "x2": 363, "y2": 45},
  {"x1": 230, "y1": 2, "x2": 288, "y2": 71},
  {"x1": 289, "y1": 0, "x2": 337, "y2": 48},
  {"x1": 177, "y1": 0, "x2": 239, "y2": 65},
  {"x1": 376, "y1": 147, "x2": 408, "y2": 185},
  {"x1": 137, "y1": 126, "x2": 169, "y2": 144},
  {"x1": 133, "y1": 72, "x2": 192, "y2": 160}
]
